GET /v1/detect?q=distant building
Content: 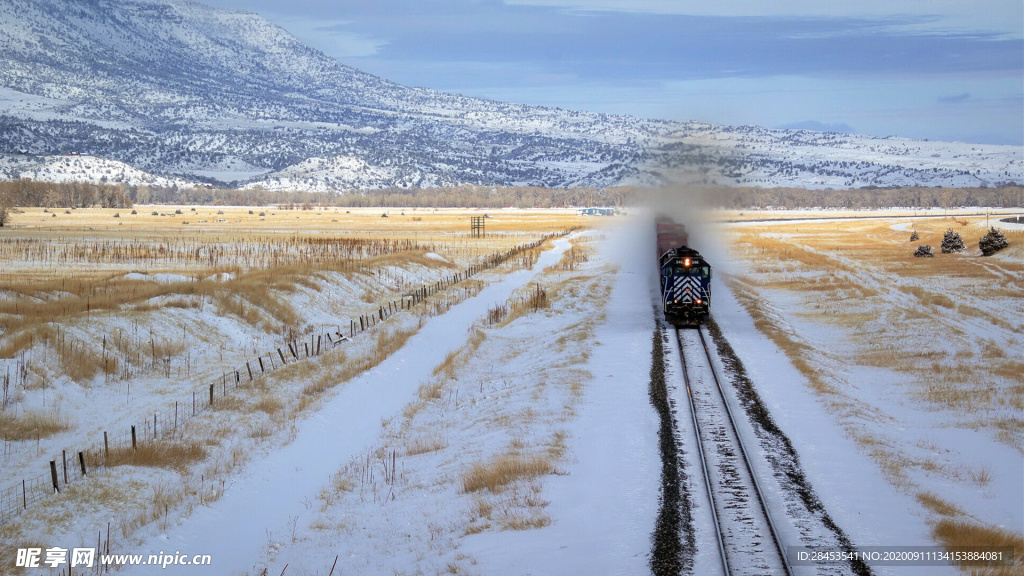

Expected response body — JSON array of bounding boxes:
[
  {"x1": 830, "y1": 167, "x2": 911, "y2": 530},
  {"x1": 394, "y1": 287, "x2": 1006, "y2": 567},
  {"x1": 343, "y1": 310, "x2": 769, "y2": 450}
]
[{"x1": 579, "y1": 207, "x2": 615, "y2": 216}]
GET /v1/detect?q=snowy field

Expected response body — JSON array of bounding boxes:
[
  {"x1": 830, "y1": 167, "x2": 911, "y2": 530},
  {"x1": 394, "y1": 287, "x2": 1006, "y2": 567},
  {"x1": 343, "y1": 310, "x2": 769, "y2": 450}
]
[
  {"x1": 2, "y1": 208, "x2": 1021, "y2": 575},
  {"x1": 717, "y1": 210, "x2": 1023, "y2": 575}
]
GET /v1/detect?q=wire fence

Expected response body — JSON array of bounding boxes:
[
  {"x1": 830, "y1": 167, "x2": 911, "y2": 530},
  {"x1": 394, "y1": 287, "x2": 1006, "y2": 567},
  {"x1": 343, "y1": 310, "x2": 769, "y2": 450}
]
[{"x1": 0, "y1": 232, "x2": 566, "y2": 525}]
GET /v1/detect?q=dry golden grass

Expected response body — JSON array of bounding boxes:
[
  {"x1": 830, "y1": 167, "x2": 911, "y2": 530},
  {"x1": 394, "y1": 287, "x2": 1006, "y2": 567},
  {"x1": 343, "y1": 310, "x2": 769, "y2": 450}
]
[
  {"x1": 104, "y1": 441, "x2": 207, "y2": 471},
  {"x1": 0, "y1": 206, "x2": 581, "y2": 356},
  {"x1": 932, "y1": 519, "x2": 1024, "y2": 576},
  {"x1": 253, "y1": 396, "x2": 284, "y2": 416},
  {"x1": 0, "y1": 408, "x2": 69, "y2": 440},
  {"x1": 468, "y1": 480, "x2": 552, "y2": 532},
  {"x1": 247, "y1": 423, "x2": 273, "y2": 440},
  {"x1": 461, "y1": 452, "x2": 555, "y2": 493},
  {"x1": 403, "y1": 433, "x2": 449, "y2": 456},
  {"x1": 3, "y1": 205, "x2": 586, "y2": 234},
  {"x1": 916, "y1": 491, "x2": 965, "y2": 517},
  {"x1": 0, "y1": 540, "x2": 48, "y2": 575}
]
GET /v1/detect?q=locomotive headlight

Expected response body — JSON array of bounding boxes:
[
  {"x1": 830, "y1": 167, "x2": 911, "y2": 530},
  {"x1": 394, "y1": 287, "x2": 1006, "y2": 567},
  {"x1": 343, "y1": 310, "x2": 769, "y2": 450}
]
[
  {"x1": 696, "y1": 299, "x2": 702, "y2": 305},
  {"x1": 684, "y1": 258, "x2": 691, "y2": 267}
]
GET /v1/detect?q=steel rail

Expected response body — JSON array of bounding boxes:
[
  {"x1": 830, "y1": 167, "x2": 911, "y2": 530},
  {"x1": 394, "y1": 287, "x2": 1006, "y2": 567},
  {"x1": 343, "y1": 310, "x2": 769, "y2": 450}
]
[
  {"x1": 695, "y1": 326, "x2": 795, "y2": 576},
  {"x1": 675, "y1": 328, "x2": 731, "y2": 576}
]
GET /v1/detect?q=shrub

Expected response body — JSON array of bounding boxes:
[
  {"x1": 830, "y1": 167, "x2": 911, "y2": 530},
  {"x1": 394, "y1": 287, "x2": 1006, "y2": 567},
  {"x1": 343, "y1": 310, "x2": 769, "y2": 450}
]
[
  {"x1": 131, "y1": 209, "x2": 137, "y2": 214},
  {"x1": 979, "y1": 227, "x2": 1009, "y2": 256},
  {"x1": 0, "y1": 206, "x2": 8, "y2": 227},
  {"x1": 909, "y1": 231, "x2": 919, "y2": 241},
  {"x1": 914, "y1": 245, "x2": 934, "y2": 257},
  {"x1": 941, "y1": 229, "x2": 964, "y2": 253}
]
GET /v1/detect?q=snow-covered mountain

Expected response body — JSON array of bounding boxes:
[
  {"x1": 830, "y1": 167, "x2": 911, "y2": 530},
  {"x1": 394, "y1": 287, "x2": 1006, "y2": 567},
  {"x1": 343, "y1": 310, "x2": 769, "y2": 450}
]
[{"x1": 0, "y1": 0, "x2": 1020, "y2": 191}]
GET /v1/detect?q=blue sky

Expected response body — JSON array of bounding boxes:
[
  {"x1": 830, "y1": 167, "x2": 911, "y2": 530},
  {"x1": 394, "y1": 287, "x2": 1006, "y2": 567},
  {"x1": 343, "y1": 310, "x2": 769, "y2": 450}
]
[{"x1": 199, "y1": 0, "x2": 1023, "y2": 145}]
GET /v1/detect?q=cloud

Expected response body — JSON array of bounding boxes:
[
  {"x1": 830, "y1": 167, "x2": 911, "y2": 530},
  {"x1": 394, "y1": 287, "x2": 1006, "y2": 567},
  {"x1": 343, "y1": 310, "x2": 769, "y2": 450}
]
[
  {"x1": 938, "y1": 92, "x2": 972, "y2": 104},
  {"x1": 506, "y1": 0, "x2": 1024, "y2": 38}
]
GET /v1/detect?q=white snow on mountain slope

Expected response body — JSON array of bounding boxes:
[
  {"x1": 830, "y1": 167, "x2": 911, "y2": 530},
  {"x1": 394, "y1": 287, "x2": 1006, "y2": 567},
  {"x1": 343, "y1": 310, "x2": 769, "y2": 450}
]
[{"x1": 0, "y1": 153, "x2": 194, "y2": 188}]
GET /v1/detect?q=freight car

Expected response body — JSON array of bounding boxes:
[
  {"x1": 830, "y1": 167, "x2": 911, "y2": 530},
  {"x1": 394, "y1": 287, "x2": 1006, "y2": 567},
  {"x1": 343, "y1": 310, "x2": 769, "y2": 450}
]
[{"x1": 656, "y1": 219, "x2": 711, "y2": 326}]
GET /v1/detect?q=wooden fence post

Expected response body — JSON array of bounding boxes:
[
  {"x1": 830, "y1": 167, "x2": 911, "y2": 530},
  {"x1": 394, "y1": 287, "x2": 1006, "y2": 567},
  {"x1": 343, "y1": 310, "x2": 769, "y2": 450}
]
[
  {"x1": 104, "y1": 431, "x2": 109, "y2": 459},
  {"x1": 79, "y1": 452, "x2": 86, "y2": 476},
  {"x1": 62, "y1": 450, "x2": 68, "y2": 485},
  {"x1": 278, "y1": 348, "x2": 287, "y2": 364},
  {"x1": 22, "y1": 479, "x2": 27, "y2": 509},
  {"x1": 258, "y1": 357, "x2": 265, "y2": 373},
  {"x1": 246, "y1": 361, "x2": 253, "y2": 381},
  {"x1": 304, "y1": 342, "x2": 310, "y2": 358},
  {"x1": 131, "y1": 425, "x2": 136, "y2": 450},
  {"x1": 50, "y1": 460, "x2": 59, "y2": 493},
  {"x1": 209, "y1": 384, "x2": 214, "y2": 406}
]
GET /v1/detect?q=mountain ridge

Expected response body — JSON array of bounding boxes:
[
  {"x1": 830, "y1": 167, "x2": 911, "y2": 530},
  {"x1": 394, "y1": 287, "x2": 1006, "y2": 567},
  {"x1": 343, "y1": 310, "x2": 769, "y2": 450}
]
[{"x1": 0, "y1": 0, "x2": 1020, "y2": 191}]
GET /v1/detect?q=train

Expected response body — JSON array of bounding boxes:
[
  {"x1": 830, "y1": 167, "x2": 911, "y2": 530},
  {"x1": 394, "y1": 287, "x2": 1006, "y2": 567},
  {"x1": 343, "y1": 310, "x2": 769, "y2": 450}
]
[{"x1": 656, "y1": 218, "x2": 712, "y2": 326}]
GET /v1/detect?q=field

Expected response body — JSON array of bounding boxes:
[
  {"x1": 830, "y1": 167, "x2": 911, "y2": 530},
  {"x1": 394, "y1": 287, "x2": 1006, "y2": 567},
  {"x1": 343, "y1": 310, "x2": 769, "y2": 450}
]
[
  {"x1": 0, "y1": 206, "x2": 587, "y2": 569},
  {"x1": 721, "y1": 209, "x2": 1024, "y2": 573},
  {"x1": 3, "y1": 204, "x2": 1021, "y2": 575}
]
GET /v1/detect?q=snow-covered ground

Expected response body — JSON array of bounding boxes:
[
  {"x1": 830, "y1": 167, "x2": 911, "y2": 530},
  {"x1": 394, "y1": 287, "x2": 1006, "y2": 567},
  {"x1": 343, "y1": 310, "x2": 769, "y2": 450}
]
[
  {"x1": 715, "y1": 211, "x2": 1023, "y2": 574},
  {"x1": 5, "y1": 212, "x2": 1015, "y2": 575},
  {"x1": 94, "y1": 224, "x2": 658, "y2": 575}
]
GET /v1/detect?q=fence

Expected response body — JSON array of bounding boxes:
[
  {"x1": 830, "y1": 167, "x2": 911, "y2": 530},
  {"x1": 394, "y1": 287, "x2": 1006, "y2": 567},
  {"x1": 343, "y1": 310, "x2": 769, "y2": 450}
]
[{"x1": 0, "y1": 232, "x2": 567, "y2": 525}]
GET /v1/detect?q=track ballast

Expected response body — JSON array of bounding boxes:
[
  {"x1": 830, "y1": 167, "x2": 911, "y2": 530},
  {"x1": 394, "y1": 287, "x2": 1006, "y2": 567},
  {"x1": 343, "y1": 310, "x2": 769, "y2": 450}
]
[{"x1": 674, "y1": 326, "x2": 794, "y2": 576}]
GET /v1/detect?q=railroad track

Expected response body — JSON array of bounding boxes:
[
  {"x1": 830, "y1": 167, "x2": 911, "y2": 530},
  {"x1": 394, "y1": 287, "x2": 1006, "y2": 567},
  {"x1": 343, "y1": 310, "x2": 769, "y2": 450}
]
[{"x1": 674, "y1": 326, "x2": 794, "y2": 576}]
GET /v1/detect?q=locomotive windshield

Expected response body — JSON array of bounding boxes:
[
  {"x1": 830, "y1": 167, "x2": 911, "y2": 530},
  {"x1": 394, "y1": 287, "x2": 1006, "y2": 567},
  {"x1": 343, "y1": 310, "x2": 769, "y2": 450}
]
[{"x1": 664, "y1": 263, "x2": 710, "y2": 278}]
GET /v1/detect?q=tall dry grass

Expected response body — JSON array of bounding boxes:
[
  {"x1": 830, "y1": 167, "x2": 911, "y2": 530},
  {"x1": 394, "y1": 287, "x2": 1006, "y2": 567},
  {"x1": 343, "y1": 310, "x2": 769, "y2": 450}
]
[
  {"x1": 0, "y1": 408, "x2": 69, "y2": 441},
  {"x1": 104, "y1": 441, "x2": 207, "y2": 471},
  {"x1": 461, "y1": 453, "x2": 555, "y2": 493},
  {"x1": 932, "y1": 519, "x2": 1023, "y2": 576}
]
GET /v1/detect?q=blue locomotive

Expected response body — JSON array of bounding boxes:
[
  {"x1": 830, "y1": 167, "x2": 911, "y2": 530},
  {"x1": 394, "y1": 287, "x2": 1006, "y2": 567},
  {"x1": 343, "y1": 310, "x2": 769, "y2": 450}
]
[{"x1": 657, "y1": 219, "x2": 711, "y2": 326}]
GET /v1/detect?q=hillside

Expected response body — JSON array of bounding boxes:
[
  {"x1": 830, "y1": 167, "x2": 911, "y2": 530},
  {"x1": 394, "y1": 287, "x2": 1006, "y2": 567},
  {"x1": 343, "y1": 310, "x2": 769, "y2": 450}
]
[{"x1": 0, "y1": 0, "x2": 1020, "y2": 191}]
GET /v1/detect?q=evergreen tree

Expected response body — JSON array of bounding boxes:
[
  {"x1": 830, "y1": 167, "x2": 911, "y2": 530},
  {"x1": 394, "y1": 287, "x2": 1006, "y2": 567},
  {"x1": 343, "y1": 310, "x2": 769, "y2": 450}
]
[
  {"x1": 914, "y1": 244, "x2": 934, "y2": 257},
  {"x1": 909, "y1": 231, "x2": 919, "y2": 241},
  {"x1": 979, "y1": 227, "x2": 1009, "y2": 256},
  {"x1": 941, "y1": 228, "x2": 965, "y2": 253}
]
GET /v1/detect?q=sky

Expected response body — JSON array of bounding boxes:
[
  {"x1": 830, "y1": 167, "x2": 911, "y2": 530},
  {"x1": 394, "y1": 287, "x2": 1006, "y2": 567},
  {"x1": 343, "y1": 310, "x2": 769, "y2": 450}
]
[{"x1": 198, "y1": 0, "x2": 1024, "y2": 145}]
